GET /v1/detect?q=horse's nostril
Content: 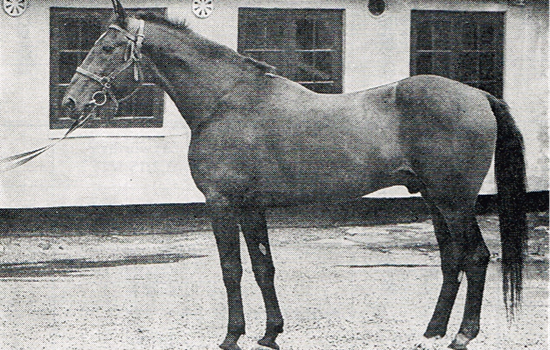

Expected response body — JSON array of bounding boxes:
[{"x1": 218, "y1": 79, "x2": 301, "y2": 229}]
[
  {"x1": 62, "y1": 96, "x2": 76, "y2": 111},
  {"x1": 62, "y1": 96, "x2": 78, "y2": 119}
]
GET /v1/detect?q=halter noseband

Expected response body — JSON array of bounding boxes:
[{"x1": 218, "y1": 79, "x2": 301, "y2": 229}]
[{"x1": 76, "y1": 19, "x2": 145, "y2": 107}]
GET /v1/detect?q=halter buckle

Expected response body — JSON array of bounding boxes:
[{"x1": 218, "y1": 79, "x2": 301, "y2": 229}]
[{"x1": 100, "y1": 77, "x2": 111, "y2": 88}]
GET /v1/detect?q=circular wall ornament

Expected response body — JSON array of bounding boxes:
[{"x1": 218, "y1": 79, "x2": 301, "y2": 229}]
[
  {"x1": 192, "y1": 0, "x2": 213, "y2": 19},
  {"x1": 368, "y1": 0, "x2": 386, "y2": 17},
  {"x1": 3, "y1": 0, "x2": 28, "y2": 17}
]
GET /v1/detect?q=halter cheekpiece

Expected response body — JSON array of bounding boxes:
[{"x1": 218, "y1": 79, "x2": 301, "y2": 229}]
[{"x1": 76, "y1": 19, "x2": 145, "y2": 107}]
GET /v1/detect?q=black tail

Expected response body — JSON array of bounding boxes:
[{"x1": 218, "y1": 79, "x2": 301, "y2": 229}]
[{"x1": 488, "y1": 94, "x2": 528, "y2": 317}]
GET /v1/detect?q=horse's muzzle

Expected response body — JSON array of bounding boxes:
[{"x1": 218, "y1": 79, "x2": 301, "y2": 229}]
[{"x1": 61, "y1": 95, "x2": 80, "y2": 120}]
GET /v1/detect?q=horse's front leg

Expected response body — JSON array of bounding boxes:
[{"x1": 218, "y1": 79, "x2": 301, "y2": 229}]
[
  {"x1": 209, "y1": 199, "x2": 245, "y2": 350},
  {"x1": 240, "y1": 207, "x2": 284, "y2": 350}
]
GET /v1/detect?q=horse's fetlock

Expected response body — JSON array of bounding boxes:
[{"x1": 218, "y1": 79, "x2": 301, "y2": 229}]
[
  {"x1": 221, "y1": 331, "x2": 244, "y2": 350},
  {"x1": 252, "y1": 263, "x2": 275, "y2": 279},
  {"x1": 266, "y1": 320, "x2": 284, "y2": 334},
  {"x1": 423, "y1": 328, "x2": 446, "y2": 339},
  {"x1": 227, "y1": 323, "x2": 246, "y2": 336}
]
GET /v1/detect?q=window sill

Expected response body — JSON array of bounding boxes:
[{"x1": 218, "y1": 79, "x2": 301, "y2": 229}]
[{"x1": 48, "y1": 127, "x2": 185, "y2": 139}]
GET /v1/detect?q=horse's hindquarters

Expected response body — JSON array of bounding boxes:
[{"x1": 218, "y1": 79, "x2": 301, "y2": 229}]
[{"x1": 396, "y1": 75, "x2": 497, "y2": 201}]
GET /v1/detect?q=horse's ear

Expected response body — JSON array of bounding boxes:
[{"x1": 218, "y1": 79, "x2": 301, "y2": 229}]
[{"x1": 111, "y1": 0, "x2": 127, "y2": 27}]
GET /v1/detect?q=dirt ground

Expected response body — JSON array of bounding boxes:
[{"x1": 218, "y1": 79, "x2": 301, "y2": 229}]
[{"x1": 0, "y1": 213, "x2": 547, "y2": 350}]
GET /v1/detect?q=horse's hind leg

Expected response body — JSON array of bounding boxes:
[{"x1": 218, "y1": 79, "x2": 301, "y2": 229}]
[
  {"x1": 423, "y1": 193, "x2": 490, "y2": 350},
  {"x1": 240, "y1": 207, "x2": 284, "y2": 350},
  {"x1": 451, "y1": 213, "x2": 490, "y2": 349},
  {"x1": 422, "y1": 198, "x2": 462, "y2": 341},
  {"x1": 209, "y1": 198, "x2": 246, "y2": 350}
]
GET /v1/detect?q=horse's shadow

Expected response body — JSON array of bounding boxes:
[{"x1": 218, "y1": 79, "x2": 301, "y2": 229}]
[{"x1": 0, "y1": 253, "x2": 206, "y2": 278}]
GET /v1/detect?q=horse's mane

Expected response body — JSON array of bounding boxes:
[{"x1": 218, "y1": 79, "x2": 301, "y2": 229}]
[
  {"x1": 134, "y1": 12, "x2": 277, "y2": 74},
  {"x1": 135, "y1": 12, "x2": 190, "y2": 32}
]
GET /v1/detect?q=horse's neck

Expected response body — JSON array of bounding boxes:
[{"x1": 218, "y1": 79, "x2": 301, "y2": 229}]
[{"x1": 141, "y1": 22, "x2": 254, "y2": 132}]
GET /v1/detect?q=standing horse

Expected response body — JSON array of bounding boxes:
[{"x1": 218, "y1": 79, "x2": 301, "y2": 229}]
[{"x1": 62, "y1": 2, "x2": 527, "y2": 349}]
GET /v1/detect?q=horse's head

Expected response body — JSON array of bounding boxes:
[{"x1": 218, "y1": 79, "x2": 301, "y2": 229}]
[{"x1": 62, "y1": 0, "x2": 145, "y2": 120}]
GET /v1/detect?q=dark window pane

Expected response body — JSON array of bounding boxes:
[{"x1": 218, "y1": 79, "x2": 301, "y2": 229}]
[
  {"x1": 417, "y1": 22, "x2": 432, "y2": 50},
  {"x1": 315, "y1": 20, "x2": 335, "y2": 49},
  {"x1": 296, "y1": 51, "x2": 315, "y2": 81},
  {"x1": 479, "y1": 52, "x2": 495, "y2": 80},
  {"x1": 60, "y1": 19, "x2": 80, "y2": 50},
  {"x1": 81, "y1": 19, "x2": 103, "y2": 50},
  {"x1": 314, "y1": 51, "x2": 333, "y2": 80},
  {"x1": 51, "y1": 86, "x2": 67, "y2": 116},
  {"x1": 460, "y1": 52, "x2": 479, "y2": 81},
  {"x1": 432, "y1": 53, "x2": 451, "y2": 78},
  {"x1": 416, "y1": 53, "x2": 433, "y2": 74},
  {"x1": 433, "y1": 21, "x2": 452, "y2": 50},
  {"x1": 116, "y1": 99, "x2": 133, "y2": 117},
  {"x1": 133, "y1": 86, "x2": 156, "y2": 117},
  {"x1": 59, "y1": 52, "x2": 80, "y2": 83},
  {"x1": 480, "y1": 24, "x2": 495, "y2": 50},
  {"x1": 242, "y1": 20, "x2": 264, "y2": 48},
  {"x1": 462, "y1": 22, "x2": 478, "y2": 51},
  {"x1": 296, "y1": 18, "x2": 314, "y2": 50},
  {"x1": 266, "y1": 20, "x2": 287, "y2": 49}
]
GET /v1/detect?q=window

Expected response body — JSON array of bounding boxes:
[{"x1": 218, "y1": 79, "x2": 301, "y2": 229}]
[
  {"x1": 50, "y1": 8, "x2": 165, "y2": 129},
  {"x1": 238, "y1": 8, "x2": 343, "y2": 94},
  {"x1": 410, "y1": 11, "x2": 504, "y2": 98}
]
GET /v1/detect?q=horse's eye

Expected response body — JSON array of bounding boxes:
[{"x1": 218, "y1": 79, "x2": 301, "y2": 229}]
[{"x1": 102, "y1": 45, "x2": 115, "y2": 53}]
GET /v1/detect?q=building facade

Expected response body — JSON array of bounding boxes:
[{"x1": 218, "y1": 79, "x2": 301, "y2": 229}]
[{"x1": 1, "y1": 0, "x2": 548, "y2": 208}]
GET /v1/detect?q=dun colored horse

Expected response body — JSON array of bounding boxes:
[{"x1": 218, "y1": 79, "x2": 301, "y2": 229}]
[{"x1": 62, "y1": 2, "x2": 527, "y2": 349}]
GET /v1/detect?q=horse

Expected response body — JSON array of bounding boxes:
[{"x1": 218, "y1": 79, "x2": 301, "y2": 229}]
[{"x1": 61, "y1": 2, "x2": 527, "y2": 349}]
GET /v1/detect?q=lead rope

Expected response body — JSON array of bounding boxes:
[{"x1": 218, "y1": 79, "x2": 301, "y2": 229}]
[{"x1": 0, "y1": 104, "x2": 97, "y2": 172}]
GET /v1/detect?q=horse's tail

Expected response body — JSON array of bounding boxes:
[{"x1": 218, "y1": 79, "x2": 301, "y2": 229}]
[{"x1": 487, "y1": 94, "x2": 528, "y2": 317}]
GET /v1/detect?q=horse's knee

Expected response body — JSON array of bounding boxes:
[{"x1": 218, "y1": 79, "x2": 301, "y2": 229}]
[
  {"x1": 221, "y1": 262, "x2": 243, "y2": 287},
  {"x1": 252, "y1": 256, "x2": 275, "y2": 276}
]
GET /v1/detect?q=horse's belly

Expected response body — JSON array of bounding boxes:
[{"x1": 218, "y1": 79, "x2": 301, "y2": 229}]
[{"x1": 249, "y1": 150, "x2": 403, "y2": 206}]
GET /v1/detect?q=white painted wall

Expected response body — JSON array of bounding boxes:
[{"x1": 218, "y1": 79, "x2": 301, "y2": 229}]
[{"x1": 0, "y1": 0, "x2": 547, "y2": 208}]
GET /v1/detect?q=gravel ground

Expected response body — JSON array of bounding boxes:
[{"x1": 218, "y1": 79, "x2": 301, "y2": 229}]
[{"x1": 0, "y1": 214, "x2": 547, "y2": 350}]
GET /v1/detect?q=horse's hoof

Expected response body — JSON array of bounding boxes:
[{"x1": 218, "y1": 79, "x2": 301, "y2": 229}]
[
  {"x1": 252, "y1": 345, "x2": 278, "y2": 350},
  {"x1": 256, "y1": 338, "x2": 280, "y2": 350},
  {"x1": 448, "y1": 333, "x2": 470, "y2": 350},
  {"x1": 411, "y1": 335, "x2": 442, "y2": 350},
  {"x1": 219, "y1": 342, "x2": 242, "y2": 350}
]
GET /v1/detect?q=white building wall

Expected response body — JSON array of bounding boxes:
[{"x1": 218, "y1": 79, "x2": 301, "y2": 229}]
[{"x1": 0, "y1": 0, "x2": 547, "y2": 208}]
